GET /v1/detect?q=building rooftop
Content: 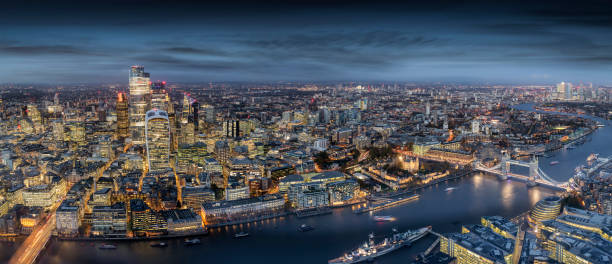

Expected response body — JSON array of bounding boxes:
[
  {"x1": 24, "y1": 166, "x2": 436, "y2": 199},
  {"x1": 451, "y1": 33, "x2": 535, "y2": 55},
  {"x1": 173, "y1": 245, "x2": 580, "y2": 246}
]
[
  {"x1": 482, "y1": 215, "x2": 518, "y2": 236},
  {"x1": 280, "y1": 174, "x2": 304, "y2": 183},
  {"x1": 550, "y1": 233, "x2": 612, "y2": 264},
  {"x1": 202, "y1": 194, "x2": 283, "y2": 210}
]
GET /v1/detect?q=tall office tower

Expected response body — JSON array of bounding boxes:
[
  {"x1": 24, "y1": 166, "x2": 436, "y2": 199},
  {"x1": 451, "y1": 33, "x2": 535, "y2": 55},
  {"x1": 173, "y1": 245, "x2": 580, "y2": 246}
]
[
  {"x1": 151, "y1": 81, "x2": 169, "y2": 112},
  {"x1": 319, "y1": 107, "x2": 331, "y2": 124},
  {"x1": 52, "y1": 119, "x2": 65, "y2": 142},
  {"x1": 223, "y1": 120, "x2": 240, "y2": 138},
  {"x1": 202, "y1": 104, "x2": 215, "y2": 123},
  {"x1": 167, "y1": 102, "x2": 178, "y2": 152},
  {"x1": 98, "y1": 135, "x2": 113, "y2": 159},
  {"x1": 181, "y1": 122, "x2": 196, "y2": 145},
  {"x1": 182, "y1": 93, "x2": 192, "y2": 124},
  {"x1": 191, "y1": 101, "x2": 199, "y2": 132},
  {"x1": 0, "y1": 95, "x2": 3, "y2": 120},
  {"x1": 145, "y1": 109, "x2": 170, "y2": 172},
  {"x1": 116, "y1": 92, "x2": 130, "y2": 140},
  {"x1": 556, "y1": 82, "x2": 564, "y2": 96},
  {"x1": 556, "y1": 82, "x2": 573, "y2": 100},
  {"x1": 425, "y1": 101, "x2": 431, "y2": 117},
  {"x1": 129, "y1": 65, "x2": 151, "y2": 145}
]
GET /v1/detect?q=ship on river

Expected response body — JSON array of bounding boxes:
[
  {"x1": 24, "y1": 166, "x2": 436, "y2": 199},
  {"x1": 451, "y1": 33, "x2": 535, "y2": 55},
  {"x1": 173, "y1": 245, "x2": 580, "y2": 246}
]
[{"x1": 328, "y1": 226, "x2": 431, "y2": 264}]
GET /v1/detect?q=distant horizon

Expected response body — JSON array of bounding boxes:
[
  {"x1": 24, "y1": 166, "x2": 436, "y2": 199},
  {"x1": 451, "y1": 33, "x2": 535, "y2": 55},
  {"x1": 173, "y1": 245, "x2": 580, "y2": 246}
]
[{"x1": 0, "y1": 78, "x2": 608, "y2": 87}]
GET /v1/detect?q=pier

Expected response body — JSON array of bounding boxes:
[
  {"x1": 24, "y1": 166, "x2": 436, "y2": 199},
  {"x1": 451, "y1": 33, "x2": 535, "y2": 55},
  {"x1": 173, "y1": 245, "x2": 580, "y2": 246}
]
[{"x1": 353, "y1": 194, "x2": 420, "y2": 214}]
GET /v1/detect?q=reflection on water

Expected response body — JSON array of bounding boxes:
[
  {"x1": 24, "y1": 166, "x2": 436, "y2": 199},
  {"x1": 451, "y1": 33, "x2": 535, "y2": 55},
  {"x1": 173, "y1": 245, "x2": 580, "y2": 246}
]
[
  {"x1": 529, "y1": 187, "x2": 543, "y2": 206},
  {"x1": 501, "y1": 181, "x2": 515, "y2": 210},
  {"x1": 472, "y1": 173, "x2": 483, "y2": 189}
]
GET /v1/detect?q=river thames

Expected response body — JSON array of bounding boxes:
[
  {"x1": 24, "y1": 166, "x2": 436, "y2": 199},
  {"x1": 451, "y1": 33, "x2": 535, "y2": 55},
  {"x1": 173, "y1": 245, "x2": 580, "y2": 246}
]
[{"x1": 9, "y1": 103, "x2": 612, "y2": 263}]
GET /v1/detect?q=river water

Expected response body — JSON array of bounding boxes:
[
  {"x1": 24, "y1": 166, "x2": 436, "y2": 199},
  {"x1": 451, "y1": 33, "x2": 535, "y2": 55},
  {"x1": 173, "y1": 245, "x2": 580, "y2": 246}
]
[{"x1": 6, "y1": 103, "x2": 612, "y2": 264}]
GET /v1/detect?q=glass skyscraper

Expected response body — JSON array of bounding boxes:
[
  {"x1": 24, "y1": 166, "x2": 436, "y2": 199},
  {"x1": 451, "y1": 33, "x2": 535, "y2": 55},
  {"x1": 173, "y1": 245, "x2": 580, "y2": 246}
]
[
  {"x1": 116, "y1": 92, "x2": 129, "y2": 140},
  {"x1": 145, "y1": 109, "x2": 170, "y2": 172},
  {"x1": 129, "y1": 65, "x2": 151, "y2": 145}
]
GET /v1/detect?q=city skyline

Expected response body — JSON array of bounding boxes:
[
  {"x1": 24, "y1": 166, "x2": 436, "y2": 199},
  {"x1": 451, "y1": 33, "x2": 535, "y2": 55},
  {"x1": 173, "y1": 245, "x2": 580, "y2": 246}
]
[
  {"x1": 2, "y1": 0, "x2": 612, "y2": 84},
  {"x1": 1, "y1": 1, "x2": 612, "y2": 264}
]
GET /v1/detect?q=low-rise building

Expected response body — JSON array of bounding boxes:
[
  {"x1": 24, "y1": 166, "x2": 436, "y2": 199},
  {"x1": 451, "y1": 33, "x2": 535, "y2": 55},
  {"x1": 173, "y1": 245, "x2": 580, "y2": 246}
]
[
  {"x1": 182, "y1": 186, "x2": 215, "y2": 211},
  {"x1": 201, "y1": 194, "x2": 285, "y2": 226},
  {"x1": 56, "y1": 199, "x2": 81, "y2": 237},
  {"x1": 91, "y1": 202, "x2": 127, "y2": 237},
  {"x1": 161, "y1": 209, "x2": 203, "y2": 234}
]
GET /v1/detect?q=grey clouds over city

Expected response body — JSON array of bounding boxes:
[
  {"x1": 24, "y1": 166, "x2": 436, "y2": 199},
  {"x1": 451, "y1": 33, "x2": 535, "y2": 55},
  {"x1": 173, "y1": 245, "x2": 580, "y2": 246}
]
[{"x1": 1, "y1": 0, "x2": 612, "y2": 83}]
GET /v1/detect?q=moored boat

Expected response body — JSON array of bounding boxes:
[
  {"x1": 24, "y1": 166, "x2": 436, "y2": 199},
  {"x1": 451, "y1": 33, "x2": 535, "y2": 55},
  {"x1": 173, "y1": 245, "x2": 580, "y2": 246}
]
[
  {"x1": 184, "y1": 238, "x2": 201, "y2": 245},
  {"x1": 98, "y1": 244, "x2": 117, "y2": 250},
  {"x1": 373, "y1": 216, "x2": 396, "y2": 222},
  {"x1": 150, "y1": 242, "x2": 167, "y2": 248},
  {"x1": 298, "y1": 224, "x2": 314, "y2": 232},
  {"x1": 234, "y1": 232, "x2": 249, "y2": 238},
  {"x1": 328, "y1": 226, "x2": 431, "y2": 263}
]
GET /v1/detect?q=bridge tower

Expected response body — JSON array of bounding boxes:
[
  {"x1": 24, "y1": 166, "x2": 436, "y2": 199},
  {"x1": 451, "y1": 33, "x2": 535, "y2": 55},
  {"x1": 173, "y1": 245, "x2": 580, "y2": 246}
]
[
  {"x1": 527, "y1": 154, "x2": 539, "y2": 186},
  {"x1": 500, "y1": 150, "x2": 510, "y2": 180}
]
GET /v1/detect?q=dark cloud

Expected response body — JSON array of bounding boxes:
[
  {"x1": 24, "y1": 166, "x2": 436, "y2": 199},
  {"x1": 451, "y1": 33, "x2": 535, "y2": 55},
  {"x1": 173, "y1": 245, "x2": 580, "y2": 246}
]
[
  {"x1": 0, "y1": 45, "x2": 90, "y2": 55},
  {"x1": 163, "y1": 47, "x2": 229, "y2": 56},
  {"x1": 1, "y1": 0, "x2": 612, "y2": 83}
]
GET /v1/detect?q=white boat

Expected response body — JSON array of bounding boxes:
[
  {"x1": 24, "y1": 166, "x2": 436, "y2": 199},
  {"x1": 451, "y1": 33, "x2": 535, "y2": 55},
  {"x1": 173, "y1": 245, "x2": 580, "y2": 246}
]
[
  {"x1": 549, "y1": 161, "x2": 559, "y2": 165},
  {"x1": 298, "y1": 224, "x2": 314, "y2": 232},
  {"x1": 150, "y1": 242, "x2": 167, "y2": 248},
  {"x1": 99, "y1": 244, "x2": 117, "y2": 250},
  {"x1": 373, "y1": 216, "x2": 396, "y2": 222},
  {"x1": 234, "y1": 232, "x2": 249, "y2": 238},
  {"x1": 444, "y1": 187, "x2": 456, "y2": 191},
  {"x1": 184, "y1": 238, "x2": 201, "y2": 245}
]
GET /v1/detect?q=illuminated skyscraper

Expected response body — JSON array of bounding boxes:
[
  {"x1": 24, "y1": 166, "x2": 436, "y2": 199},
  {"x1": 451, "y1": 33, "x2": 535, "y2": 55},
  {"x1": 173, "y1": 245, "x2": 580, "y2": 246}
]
[
  {"x1": 129, "y1": 66, "x2": 151, "y2": 145},
  {"x1": 556, "y1": 82, "x2": 572, "y2": 100},
  {"x1": 145, "y1": 109, "x2": 170, "y2": 172},
  {"x1": 116, "y1": 92, "x2": 129, "y2": 140},
  {"x1": 151, "y1": 81, "x2": 169, "y2": 112},
  {"x1": 201, "y1": 104, "x2": 215, "y2": 123}
]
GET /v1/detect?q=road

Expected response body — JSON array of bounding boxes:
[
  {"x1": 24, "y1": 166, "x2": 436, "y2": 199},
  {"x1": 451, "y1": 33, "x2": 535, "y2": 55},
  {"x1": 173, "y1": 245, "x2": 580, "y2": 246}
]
[{"x1": 9, "y1": 200, "x2": 60, "y2": 264}]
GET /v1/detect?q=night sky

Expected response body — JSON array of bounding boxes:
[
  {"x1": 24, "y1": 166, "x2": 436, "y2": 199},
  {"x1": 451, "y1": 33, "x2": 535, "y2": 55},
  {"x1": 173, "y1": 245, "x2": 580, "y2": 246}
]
[{"x1": 2, "y1": 0, "x2": 612, "y2": 84}]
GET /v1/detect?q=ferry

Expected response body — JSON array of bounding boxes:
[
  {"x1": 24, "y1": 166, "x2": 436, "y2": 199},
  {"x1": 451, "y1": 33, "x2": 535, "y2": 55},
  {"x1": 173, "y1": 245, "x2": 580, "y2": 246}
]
[
  {"x1": 184, "y1": 238, "x2": 201, "y2": 245},
  {"x1": 549, "y1": 161, "x2": 559, "y2": 165},
  {"x1": 298, "y1": 224, "x2": 314, "y2": 232},
  {"x1": 444, "y1": 187, "x2": 456, "y2": 191},
  {"x1": 373, "y1": 216, "x2": 396, "y2": 222},
  {"x1": 328, "y1": 226, "x2": 431, "y2": 264},
  {"x1": 98, "y1": 244, "x2": 117, "y2": 250},
  {"x1": 234, "y1": 232, "x2": 249, "y2": 238},
  {"x1": 150, "y1": 242, "x2": 167, "y2": 248}
]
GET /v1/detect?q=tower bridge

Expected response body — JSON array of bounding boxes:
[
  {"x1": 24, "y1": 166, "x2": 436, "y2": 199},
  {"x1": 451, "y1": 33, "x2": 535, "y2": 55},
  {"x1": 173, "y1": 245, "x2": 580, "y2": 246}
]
[{"x1": 475, "y1": 151, "x2": 568, "y2": 191}]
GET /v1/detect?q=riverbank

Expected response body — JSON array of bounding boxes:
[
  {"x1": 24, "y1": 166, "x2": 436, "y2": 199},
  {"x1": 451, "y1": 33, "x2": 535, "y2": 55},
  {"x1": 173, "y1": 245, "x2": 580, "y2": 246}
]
[
  {"x1": 37, "y1": 173, "x2": 560, "y2": 264},
  {"x1": 375, "y1": 169, "x2": 474, "y2": 199},
  {"x1": 56, "y1": 230, "x2": 209, "y2": 242}
]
